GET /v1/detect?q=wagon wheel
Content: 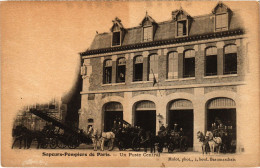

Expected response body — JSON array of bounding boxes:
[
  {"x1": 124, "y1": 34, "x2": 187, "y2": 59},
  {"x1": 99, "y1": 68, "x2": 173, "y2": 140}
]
[
  {"x1": 168, "y1": 142, "x2": 174, "y2": 153},
  {"x1": 117, "y1": 140, "x2": 124, "y2": 151},
  {"x1": 132, "y1": 137, "x2": 141, "y2": 151},
  {"x1": 40, "y1": 139, "x2": 48, "y2": 149},
  {"x1": 180, "y1": 141, "x2": 188, "y2": 152},
  {"x1": 68, "y1": 136, "x2": 79, "y2": 149},
  {"x1": 49, "y1": 138, "x2": 58, "y2": 149},
  {"x1": 57, "y1": 139, "x2": 66, "y2": 149}
]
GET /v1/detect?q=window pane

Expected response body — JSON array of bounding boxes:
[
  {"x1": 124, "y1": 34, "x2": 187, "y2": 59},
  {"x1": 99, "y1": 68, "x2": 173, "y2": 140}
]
[
  {"x1": 143, "y1": 27, "x2": 152, "y2": 41},
  {"x1": 224, "y1": 53, "x2": 237, "y2": 74},
  {"x1": 168, "y1": 52, "x2": 178, "y2": 79},
  {"x1": 117, "y1": 65, "x2": 125, "y2": 83},
  {"x1": 225, "y1": 45, "x2": 237, "y2": 54},
  {"x1": 206, "y1": 55, "x2": 217, "y2": 76},
  {"x1": 184, "y1": 57, "x2": 195, "y2": 78},
  {"x1": 177, "y1": 21, "x2": 186, "y2": 36},
  {"x1": 112, "y1": 32, "x2": 120, "y2": 46},
  {"x1": 134, "y1": 63, "x2": 143, "y2": 81}
]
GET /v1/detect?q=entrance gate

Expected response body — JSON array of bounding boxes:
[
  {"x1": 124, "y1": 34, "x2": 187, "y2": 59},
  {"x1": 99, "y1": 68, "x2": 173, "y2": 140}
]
[
  {"x1": 134, "y1": 101, "x2": 156, "y2": 135},
  {"x1": 104, "y1": 102, "x2": 123, "y2": 132},
  {"x1": 207, "y1": 97, "x2": 236, "y2": 152},
  {"x1": 168, "y1": 99, "x2": 194, "y2": 147}
]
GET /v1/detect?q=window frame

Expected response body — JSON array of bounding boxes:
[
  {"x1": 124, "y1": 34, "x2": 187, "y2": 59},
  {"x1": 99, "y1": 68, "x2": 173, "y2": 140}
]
[
  {"x1": 112, "y1": 31, "x2": 121, "y2": 47},
  {"x1": 103, "y1": 59, "x2": 112, "y2": 84},
  {"x1": 143, "y1": 26, "x2": 153, "y2": 42},
  {"x1": 224, "y1": 44, "x2": 237, "y2": 75},
  {"x1": 183, "y1": 49, "x2": 195, "y2": 78},
  {"x1": 167, "y1": 51, "x2": 178, "y2": 79},
  {"x1": 214, "y1": 12, "x2": 229, "y2": 32},
  {"x1": 116, "y1": 57, "x2": 126, "y2": 83},
  {"x1": 205, "y1": 47, "x2": 218, "y2": 76},
  {"x1": 133, "y1": 56, "x2": 143, "y2": 82}
]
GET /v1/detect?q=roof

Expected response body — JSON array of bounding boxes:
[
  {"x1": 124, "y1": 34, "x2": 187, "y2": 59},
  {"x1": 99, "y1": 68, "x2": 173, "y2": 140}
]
[{"x1": 81, "y1": 6, "x2": 244, "y2": 56}]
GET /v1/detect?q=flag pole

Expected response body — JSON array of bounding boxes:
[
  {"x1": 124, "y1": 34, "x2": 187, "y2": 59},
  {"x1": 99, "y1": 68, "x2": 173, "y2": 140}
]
[{"x1": 151, "y1": 69, "x2": 162, "y2": 97}]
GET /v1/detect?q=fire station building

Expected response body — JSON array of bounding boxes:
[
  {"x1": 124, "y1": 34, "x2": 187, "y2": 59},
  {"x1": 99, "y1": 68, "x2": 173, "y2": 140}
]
[{"x1": 79, "y1": 2, "x2": 247, "y2": 151}]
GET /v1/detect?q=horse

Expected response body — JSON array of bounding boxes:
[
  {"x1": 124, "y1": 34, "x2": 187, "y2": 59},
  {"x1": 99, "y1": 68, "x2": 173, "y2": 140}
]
[
  {"x1": 197, "y1": 131, "x2": 210, "y2": 154},
  {"x1": 100, "y1": 131, "x2": 115, "y2": 151},
  {"x1": 12, "y1": 125, "x2": 28, "y2": 149},
  {"x1": 88, "y1": 127, "x2": 99, "y2": 151},
  {"x1": 206, "y1": 131, "x2": 222, "y2": 154}
]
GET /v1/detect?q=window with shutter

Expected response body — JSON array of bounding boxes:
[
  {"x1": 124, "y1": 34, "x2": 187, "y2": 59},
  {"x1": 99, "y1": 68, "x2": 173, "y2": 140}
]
[
  {"x1": 143, "y1": 27, "x2": 153, "y2": 42},
  {"x1": 216, "y1": 13, "x2": 228, "y2": 31},
  {"x1": 168, "y1": 52, "x2": 178, "y2": 79},
  {"x1": 104, "y1": 59, "x2": 112, "y2": 84},
  {"x1": 205, "y1": 47, "x2": 217, "y2": 76},
  {"x1": 184, "y1": 50, "x2": 195, "y2": 78},
  {"x1": 224, "y1": 45, "x2": 237, "y2": 74},
  {"x1": 149, "y1": 54, "x2": 158, "y2": 80},
  {"x1": 177, "y1": 20, "x2": 187, "y2": 36}
]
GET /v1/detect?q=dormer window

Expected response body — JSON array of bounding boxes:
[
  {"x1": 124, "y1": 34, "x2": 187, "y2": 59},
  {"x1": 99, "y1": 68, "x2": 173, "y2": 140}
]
[
  {"x1": 110, "y1": 17, "x2": 125, "y2": 47},
  {"x1": 172, "y1": 8, "x2": 191, "y2": 37},
  {"x1": 112, "y1": 31, "x2": 121, "y2": 46},
  {"x1": 213, "y1": 2, "x2": 230, "y2": 31},
  {"x1": 140, "y1": 12, "x2": 157, "y2": 42},
  {"x1": 177, "y1": 20, "x2": 187, "y2": 36},
  {"x1": 143, "y1": 26, "x2": 153, "y2": 42}
]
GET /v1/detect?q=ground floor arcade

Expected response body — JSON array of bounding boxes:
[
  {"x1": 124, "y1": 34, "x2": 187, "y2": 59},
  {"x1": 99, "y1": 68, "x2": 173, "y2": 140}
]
[{"x1": 79, "y1": 87, "x2": 246, "y2": 152}]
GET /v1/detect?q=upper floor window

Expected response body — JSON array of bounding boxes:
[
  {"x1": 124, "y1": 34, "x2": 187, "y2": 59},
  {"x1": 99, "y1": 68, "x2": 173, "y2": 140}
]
[
  {"x1": 111, "y1": 17, "x2": 124, "y2": 46},
  {"x1": 172, "y1": 9, "x2": 191, "y2": 37},
  {"x1": 177, "y1": 20, "x2": 187, "y2": 36},
  {"x1": 112, "y1": 31, "x2": 121, "y2": 46},
  {"x1": 215, "y1": 13, "x2": 228, "y2": 31},
  {"x1": 167, "y1": 52, "x2": 178, "y2": 79},
  {"x1": 184, "y1": 50, "x2": 195, "y2": 78},
  {"x1": 213, "y1": 2, "x2": 230, "y2": 31},
  {"x1": 140, "y1": 12, "x2": 157, "y2": 42},
  {"x1": 133, "y1": 56, "x2": 143, "y2": 81},
  {"x1": 143, "y1": 26, "x2": 153, "y2": 42},
  {"x1": 117, "y1": 57, "x2": 126, "y2": 83},
  {"x1": 205, "y1": 47, "x2": 217, "y2": 76},
  {"x1": 224, "y1": 44, "x2": 237, "y2": 75},
  {"x1": 149, "y1": 54, "x2": 158, "y2": 81},
  {"x1": 103, "y1": 59, "x2": 112, "y2": 84}
]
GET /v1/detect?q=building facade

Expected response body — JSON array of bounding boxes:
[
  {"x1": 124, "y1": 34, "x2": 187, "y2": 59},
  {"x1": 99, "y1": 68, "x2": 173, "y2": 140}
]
[{"x1": 79, "y1": 2, "x2": 247, "y2": 151}]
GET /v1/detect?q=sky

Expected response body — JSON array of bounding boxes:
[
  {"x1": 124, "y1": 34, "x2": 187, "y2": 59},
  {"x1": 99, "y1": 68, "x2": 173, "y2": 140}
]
[{"x1": 0, "y1": 1, "x2": 258, "y2": 115}]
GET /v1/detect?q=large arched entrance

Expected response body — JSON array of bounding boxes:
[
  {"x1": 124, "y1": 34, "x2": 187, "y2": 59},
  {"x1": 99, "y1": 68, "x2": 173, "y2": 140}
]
[
  {"x1": 168, "y1": 99, "x2": 194, "y2": 147},
  {"x1": 207, "y1": 97, "x2": 236, "y2": 151},
  {"x1": 103, "y1": 102, "x2": 123, "y2": 132},
  {"x1": 134, "y1": 100, "x2": 156, "y2": 134}
]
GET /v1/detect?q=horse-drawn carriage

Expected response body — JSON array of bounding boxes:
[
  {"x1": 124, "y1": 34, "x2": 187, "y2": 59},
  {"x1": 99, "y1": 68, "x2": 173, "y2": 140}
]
[
  {"x1": 157, "y1": 129, "x2": 188, "y2": 153},
  {"x1": 28, "y1": 109, "x2": 92, "y2": 149}
]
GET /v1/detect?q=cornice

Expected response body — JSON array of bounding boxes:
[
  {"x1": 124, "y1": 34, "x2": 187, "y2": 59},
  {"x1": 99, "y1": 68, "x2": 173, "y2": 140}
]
[{"x1": 80, "y1": 29, "x2": 244, "y2": 57}]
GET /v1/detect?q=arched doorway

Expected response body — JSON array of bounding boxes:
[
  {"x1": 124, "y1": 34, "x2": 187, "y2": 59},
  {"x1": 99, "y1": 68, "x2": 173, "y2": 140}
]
[
  {"x1": 134, "y1": 100, "x2": 156, "y2": 134},
  {"x1": 103, "y1": 102, "x2": 123, "y2": 132},
  {"x1": 168, "y1": 99, "x2": 194, "y2": 147},
  {"x1": 207, "y1": 97, "x2": 236, "y2": 151}
]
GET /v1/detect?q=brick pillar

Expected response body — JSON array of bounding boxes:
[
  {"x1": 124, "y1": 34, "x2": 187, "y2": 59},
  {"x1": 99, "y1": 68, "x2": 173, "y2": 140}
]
[
  {"x1": 177, "y1": 47, "x2": 184, "y2": 78},
  {"x1": 193, "y1": 87, "x2": 206, "y2": 152},
  {"x1": 217, "y1": 41, "x2": 224, "y2": 75},
  {"x1": 143, "y1": 51, "x2": 149, "y2": 81},
  {"x1": 112, "y1": 55, "x2": 117, "y2": 83}
]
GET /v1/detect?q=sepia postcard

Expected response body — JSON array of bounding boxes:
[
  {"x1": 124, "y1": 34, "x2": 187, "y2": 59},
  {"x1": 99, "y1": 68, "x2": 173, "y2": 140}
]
[{"x1": 1, "y1": 1, "x2": 259, "y2": 167}]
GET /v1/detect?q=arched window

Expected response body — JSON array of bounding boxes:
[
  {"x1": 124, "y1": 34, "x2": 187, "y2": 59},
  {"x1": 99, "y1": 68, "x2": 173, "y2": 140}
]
[
  {"x1": 184, "y1": 50, "x2": 195, "y2": 78},
  {"x1": 117, "y1": 57, "x2": 126, "y2": 83},
  {"x1": 133, "y1": 56, "x2": 143, "y2": 81},
  {"x1": 168, "y1": 52, "x2": 178, "y2": 79},
  {"x1": 224, "y1": 45, "x2": 237, "y2": 74},
  {"x1": 103, "y1": 59, "x2": 112, "y2": 84},
  {"x1": 205, "y1": 47, "x2": 217, "y2": 76},
  {"x1": 149, "y1": 54, "x2": 158, "y2": 81}
]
